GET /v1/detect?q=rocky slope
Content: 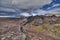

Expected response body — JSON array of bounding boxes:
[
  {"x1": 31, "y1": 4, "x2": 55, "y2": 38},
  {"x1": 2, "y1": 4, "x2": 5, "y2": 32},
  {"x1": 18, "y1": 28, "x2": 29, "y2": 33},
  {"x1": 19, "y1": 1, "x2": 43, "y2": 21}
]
[{"x1": 0, "y1": 15, "x2": 60, "y2": 40}]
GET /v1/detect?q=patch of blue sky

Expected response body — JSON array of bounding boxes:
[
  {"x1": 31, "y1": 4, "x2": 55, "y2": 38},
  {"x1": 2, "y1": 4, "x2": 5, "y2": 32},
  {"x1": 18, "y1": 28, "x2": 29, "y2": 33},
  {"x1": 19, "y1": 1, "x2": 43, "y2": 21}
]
[
  {"x1": 40, "y1": 0, "x2": 60, "y2": 10},
  {"x1": 0, "y1": 0, "x2": 60, "y2": 17}
]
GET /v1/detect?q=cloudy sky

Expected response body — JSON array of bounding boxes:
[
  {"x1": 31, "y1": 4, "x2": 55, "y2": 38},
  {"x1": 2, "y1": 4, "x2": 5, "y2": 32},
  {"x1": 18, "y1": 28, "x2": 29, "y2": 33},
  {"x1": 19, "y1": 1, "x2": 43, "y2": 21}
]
[
  {"x1": 0, "y1": 0, "x2": 60, "y2": 17},
  {"x1": 0, "y1": 0, "x2": 52, "y2": 9}
]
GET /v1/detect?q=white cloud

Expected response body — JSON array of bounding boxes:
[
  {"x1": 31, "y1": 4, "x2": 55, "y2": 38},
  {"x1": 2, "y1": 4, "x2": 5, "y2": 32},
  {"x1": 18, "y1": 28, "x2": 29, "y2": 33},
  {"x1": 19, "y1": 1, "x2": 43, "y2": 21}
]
[
  {"x1": 47, "y1": 4, "x2": 60, "y2": 9},
  {"x1": 0, "y1": 7, "x2": 16, "y2": 12},
  {"x1": 0, "y1": 0, "x2": 52, "y2": 9},
  {"x1": 0, "y1": 0, "x2": 60, "y2": 17},
  {"x1": 0, "y1": 8, "x2": 60, "y2": 17},
  {"x1": 20, "y1": 12, "x2": 32, "y2": 17},
  {"x1": 47, "y1": 8, "x2": 60, "y2": 14},
  {"x1": 30, "y1": 7, "x2": 60, "y2": 16},
  {"x1": 0, "y1": 15, "x2": 16, "y2": 18},
  {"x1": 52, "y1": 4, "x2": 60, "y2": 7},
  {"x1": 30, "y1": 9, "x2": 47, "y2": 16}
]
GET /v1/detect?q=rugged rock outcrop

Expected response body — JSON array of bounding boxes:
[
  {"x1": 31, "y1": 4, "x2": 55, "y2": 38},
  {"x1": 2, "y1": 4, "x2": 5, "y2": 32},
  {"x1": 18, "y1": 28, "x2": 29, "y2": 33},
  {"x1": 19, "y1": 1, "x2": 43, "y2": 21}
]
[{"x1": 0, "y1": 15, "x2": 60, "y2": 40}]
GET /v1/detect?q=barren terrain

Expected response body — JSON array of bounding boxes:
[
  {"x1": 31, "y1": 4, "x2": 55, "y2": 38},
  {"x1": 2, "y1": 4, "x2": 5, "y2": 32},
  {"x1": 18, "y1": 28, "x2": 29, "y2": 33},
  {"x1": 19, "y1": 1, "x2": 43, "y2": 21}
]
[{"x1": 0, "y1": 15, "x2": 60, "y2": 40}]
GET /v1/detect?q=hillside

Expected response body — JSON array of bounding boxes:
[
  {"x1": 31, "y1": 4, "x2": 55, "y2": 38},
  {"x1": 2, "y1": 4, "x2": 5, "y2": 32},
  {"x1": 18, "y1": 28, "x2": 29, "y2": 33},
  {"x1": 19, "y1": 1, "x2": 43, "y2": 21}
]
[{"x1": 0, "y1": 15, "x2": 60, "y2": 40}]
